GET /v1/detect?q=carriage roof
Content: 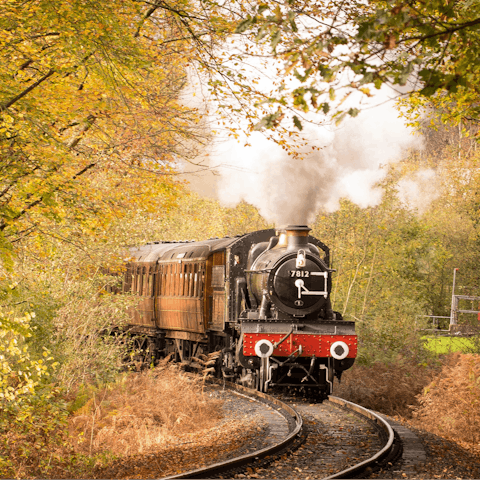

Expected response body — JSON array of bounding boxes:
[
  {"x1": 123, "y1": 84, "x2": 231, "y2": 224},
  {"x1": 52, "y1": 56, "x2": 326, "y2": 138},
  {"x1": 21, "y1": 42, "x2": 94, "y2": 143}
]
[{"x1": 129, "y1": 235, "x2": 248, "y2": 263}]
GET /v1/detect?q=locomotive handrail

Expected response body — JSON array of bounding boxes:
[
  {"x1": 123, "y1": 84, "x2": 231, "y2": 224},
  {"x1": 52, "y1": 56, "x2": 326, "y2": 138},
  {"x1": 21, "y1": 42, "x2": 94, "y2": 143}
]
[
  {"x1": 272, "y1": 326, "x2": 294, "y2": 349},
  {"x1": 244, "y1": 268, "x2": 273, "y2": 273}
]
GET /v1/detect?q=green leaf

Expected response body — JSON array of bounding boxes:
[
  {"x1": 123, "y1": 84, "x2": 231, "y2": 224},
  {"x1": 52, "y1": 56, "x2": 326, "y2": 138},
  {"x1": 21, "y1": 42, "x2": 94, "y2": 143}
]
[
  {"x1": 255, "y1": 24, "x2": 269, "y2": 41},
  {"x1": 271, "y1": 29, "x2": 282, "y2": 51},
  {"x1": 293, "y1": 115, "x2": 303, "y2": 130},
  {"x1": 257, "y1": 4, "x2": 269, "y2": 14},
  {"x1": 335, "y1": 112, "x2": 347, "y2": 125},
  {"x1": 398, "y1": 62, "x2": 414, "y2": 86},
  {"x1": 287, "y1": 11, "x2": 298, "y2": 33},
  {"x1": 253, "y1": 110, "x2": 283, "y2": 130},
  {"x1": 235, "y1": 16, "x2": 255, "y2": 34}
]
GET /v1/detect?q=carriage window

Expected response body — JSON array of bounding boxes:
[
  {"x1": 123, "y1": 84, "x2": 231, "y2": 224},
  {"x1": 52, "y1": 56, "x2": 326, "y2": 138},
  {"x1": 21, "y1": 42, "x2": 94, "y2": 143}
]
[
  {"x1": 179, "y1": 264, "x2": 184, "y2": 296},
  {"x1": 133, "y1": 266, "x2": 139, "y2": 294},
  {"x1": 199, "y1": 267, "x2": 205, "y2": 297},
  {"x1": 175, "y1": 263, "x2": 180, "y2": 297},
  {"x1": 188, "y1": 264, "x2": 194, "y2": 297},
  {"x1": 160, "y1": 264, "x2": 165, "y2": 296},
  {"x1": 131, "y1": 266, "x2": 136, "y2": 293},
  {"x1": 152, "y1": 272, "x2": 157, "y2": 296},
  {"x1": 147, "y1": 272, "x2": 153, "y2": 296},
  {"x1": 124, "y1": 265, "x2": 133, "y2": 293},
  {"x1": 167, "y1": 264, "x2": 172, "y2": 296},
  {"x1": 171, "y1": 263, "x2": 176, "y2": 296},
  {"x1": 174, "y1": 263, "x2": 179, "y2": 296},
  {"x1": 138, "y1": 268, "x2": 144, "y2": 295},
  {"x1": 193, "y1": 263, "x2": 198, "y2": 297}
]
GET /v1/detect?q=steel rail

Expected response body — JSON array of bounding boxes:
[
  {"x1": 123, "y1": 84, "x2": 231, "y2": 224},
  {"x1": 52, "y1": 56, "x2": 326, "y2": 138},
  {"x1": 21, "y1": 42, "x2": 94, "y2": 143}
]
[
  {"x1": 160, "y1": 381, "x2": 304, "y2": 480},
  {"x1": 160, "y1": 387, "x2": 397, "y2": 480},
  {"x1": 324, "y1": 396, "x2": 397, "y2": 479}
]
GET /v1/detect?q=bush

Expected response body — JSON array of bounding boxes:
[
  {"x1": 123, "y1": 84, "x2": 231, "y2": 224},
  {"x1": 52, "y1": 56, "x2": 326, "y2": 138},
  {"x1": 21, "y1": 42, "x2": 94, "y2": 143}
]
[
  {"x1": 412, "y1": 353, "x2": 480, "y2": 449},
  {"x1": 69, "y1": 364, "x2": 224, "y2": 456},
  {"x1": 355, "y1": 313, "x2": 431, "y2": 366},
  {"x1": 335, "y1": 360, "x2": 437, "y2": 417},
  {"x1": 0, "y1": 310, "x2": 69, "y2": 478}
]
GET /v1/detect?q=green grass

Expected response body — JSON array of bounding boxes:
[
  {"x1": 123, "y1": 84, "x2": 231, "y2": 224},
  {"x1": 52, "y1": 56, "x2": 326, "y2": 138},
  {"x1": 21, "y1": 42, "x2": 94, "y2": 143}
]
[{"x1": 423, "y1": 335, "x2": 479, "y2": 355}]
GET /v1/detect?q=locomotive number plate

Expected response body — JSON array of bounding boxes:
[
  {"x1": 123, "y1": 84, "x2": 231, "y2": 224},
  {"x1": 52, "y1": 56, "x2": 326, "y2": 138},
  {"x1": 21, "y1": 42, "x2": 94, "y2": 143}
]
[{"x1": 289, "y1": 270, "x2": 310, "y2": 277}]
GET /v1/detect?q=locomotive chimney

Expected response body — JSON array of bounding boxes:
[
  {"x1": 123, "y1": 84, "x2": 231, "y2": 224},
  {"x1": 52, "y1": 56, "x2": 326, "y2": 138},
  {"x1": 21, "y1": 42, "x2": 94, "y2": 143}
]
[
  {"x1": 276, "y1": 227, "x2": 288, "y2": 248},
  {"x1": 283, "y1": 225, "x2": 311, "y2": 251}
]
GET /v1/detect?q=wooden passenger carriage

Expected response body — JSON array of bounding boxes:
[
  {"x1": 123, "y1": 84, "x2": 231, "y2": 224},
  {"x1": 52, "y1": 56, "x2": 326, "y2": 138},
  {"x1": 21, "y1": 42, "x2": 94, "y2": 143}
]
[{"x1": 124, "y1": 230, "x2": 279, "y2": 360}]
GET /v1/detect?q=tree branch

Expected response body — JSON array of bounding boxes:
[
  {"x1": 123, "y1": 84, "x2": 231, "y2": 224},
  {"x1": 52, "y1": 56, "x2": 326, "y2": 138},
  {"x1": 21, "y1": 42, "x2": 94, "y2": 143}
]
[
  {"x1": 0, "y1": 69, "x2": 55, "y2": 111},
  {"x1": 398, "y1": 17, "x2": 480, "y2": 45},
  {"x1": 1, "y1": 161, "x2": 98, "y2": 231}
]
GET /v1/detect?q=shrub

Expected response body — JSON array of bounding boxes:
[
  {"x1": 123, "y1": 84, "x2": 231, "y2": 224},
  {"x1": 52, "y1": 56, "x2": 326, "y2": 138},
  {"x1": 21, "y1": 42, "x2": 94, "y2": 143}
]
[
  {"x1": 69, "y1": 364, "x2": 224, "y2": 457},
  {"x1": 412, "y1": 353, "x2": 480, "y2": 449},
  {"x1": 335, "y1": 360, "x2": 437, "y2": 417},
  {"x1": 0, "y1": 310, "x2": 69, "y2": 478}
]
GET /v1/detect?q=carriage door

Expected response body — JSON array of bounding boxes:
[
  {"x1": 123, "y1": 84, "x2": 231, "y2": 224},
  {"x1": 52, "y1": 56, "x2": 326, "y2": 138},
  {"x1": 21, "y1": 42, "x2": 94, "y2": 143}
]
[{"x1": 208, "y1": 252, "x2": 226, "y2": 331}]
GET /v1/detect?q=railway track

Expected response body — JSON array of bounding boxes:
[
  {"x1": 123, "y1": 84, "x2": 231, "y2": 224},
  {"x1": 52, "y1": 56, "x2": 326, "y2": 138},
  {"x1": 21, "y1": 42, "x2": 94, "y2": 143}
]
[{"x1": 161, "y1": 382, "x2": 400, "y2": 480}]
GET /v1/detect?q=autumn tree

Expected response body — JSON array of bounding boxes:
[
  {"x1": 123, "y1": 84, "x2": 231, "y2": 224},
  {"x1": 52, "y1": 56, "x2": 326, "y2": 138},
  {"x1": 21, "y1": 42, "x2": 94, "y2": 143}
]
[
  {"x1": 226, "y1": 0, "x2": 480, "y2": 128},
  {"x1": 0, "y1": 0, "x2": 235, "y2": 263}
]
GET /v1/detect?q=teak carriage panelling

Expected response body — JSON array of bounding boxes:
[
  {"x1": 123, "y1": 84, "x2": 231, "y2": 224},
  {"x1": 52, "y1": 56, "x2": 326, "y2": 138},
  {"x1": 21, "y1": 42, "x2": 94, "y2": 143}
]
[
  {"x1": 143, "y1": 260, "x2": 207, "y2": 333},
  {"x1": 128, "y1": 257, "x2": 212, "y2": 333},
  {"x1": 156, "y1": 297, "x2": 204, "y2": 333},
  {"x1": 129, "y1": 263, "x2": 156, "y2": 327},
  {"x1": 123, "y1": 264, "x2": 133, "y2": 293},
  {"x1": 132, "y1": 297, "x2": 156, "y2": 327},
  {"x1": 211, "y1": 291, "x2": 226, "y2": 331}
]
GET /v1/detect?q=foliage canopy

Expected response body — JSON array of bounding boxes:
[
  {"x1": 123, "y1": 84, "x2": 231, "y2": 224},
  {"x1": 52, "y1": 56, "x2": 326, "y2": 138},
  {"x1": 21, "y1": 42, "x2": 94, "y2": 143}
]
[
  {"x1": 230, "y1": 0, "x2": 480, "y2": 128},
  {"x1": 0, "y1": 0, "x2": 223, "y2": 261}
]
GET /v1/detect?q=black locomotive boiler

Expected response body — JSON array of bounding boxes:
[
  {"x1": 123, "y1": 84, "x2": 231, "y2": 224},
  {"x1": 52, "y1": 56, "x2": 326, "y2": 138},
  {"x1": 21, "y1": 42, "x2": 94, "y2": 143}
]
[{"x1": 123, "y1": 225, "x2": 356, "y2": 400}]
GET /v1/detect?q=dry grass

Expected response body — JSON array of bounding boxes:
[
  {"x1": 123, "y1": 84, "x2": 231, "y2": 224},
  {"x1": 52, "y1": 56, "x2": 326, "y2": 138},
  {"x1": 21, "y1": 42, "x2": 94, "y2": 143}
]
[
  {"x1": 69, "y1": 364, "x2": 224, "y2": 457},
  {"x1": 335, "y1": 361, "x2": 436, "y2": 417},
  {"x1": 411, "y1": 353, "x2": 480, "y2": 451},
  {"x1": 337, "y1": 354, "x2": 480, "y2": 452}
]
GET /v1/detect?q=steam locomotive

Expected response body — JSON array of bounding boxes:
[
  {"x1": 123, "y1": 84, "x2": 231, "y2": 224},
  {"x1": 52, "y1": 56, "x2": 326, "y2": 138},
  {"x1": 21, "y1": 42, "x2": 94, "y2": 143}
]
[{"x1": 123, "y1": 225, "x2": 356, "y2": 400}]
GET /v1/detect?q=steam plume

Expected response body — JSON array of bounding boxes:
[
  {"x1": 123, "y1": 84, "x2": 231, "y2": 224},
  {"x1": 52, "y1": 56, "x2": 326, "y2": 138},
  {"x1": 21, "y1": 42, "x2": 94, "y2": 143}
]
[{"x1": 210, "y1": 93, "x2": 422, "y2": 225}]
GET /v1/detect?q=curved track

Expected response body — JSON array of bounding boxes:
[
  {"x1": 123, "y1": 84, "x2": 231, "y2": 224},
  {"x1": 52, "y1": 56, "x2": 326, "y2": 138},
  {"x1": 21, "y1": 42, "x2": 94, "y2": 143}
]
[
  {"x1": 325, "y1": 396, "x2": 398, "y2": 479},
  {"x1": 161, "y1": 384, "x2": 398, "y2": 480},
  {"x1": 161, "y1": 381, "x2": 303, "y2": 479}
]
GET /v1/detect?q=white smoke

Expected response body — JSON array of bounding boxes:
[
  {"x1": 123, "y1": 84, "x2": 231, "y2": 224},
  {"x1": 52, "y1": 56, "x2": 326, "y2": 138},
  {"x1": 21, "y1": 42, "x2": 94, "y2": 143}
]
[
  {"x1": 179, "y1": 34, "x2": 423, "y2": 222},
  {"x1": 397, "y1": 169, "x2": 440, "y2": 213},
  {"x1": 208, "y1": 88, "x2": 422, "y2": 224}
]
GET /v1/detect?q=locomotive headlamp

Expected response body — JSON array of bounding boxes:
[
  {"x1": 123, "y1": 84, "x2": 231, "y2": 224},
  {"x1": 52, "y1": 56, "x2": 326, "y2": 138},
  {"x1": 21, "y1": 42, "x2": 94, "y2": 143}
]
[
  {"x1": 254, "y1": 339, "x2": 274, "y2": 358},
  {"x1": 296, "y1": 249, "x2": 306, "y2": 268},
  {"x1": 330, "y1": 341, "x2": 349, "y2": 360}
]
